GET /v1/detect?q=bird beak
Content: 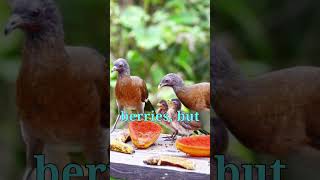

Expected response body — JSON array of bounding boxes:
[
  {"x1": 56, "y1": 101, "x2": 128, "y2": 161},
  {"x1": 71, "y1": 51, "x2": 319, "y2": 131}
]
[
  {"x1": 158, "y1": 83, "x2": 163, "y2": 89},
  {"x1": 4, "y1": 14, "x2": 23, "y2": 36},
  {"x1": 111, "y1": 66, "x2": 117, "y2": 72}
]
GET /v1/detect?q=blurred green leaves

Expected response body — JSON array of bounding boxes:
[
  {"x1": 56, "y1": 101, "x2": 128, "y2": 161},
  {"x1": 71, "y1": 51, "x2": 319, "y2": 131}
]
[{"x1": 110, "y1": 0, "x2": 210, "y2": 80}]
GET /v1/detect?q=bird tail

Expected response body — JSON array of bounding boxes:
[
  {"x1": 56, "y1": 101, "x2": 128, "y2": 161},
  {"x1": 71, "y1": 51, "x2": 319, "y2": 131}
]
[
  {"x1": 193, "y1": 129, "x2": 210, "y2": 135},
  {"x1": 144, "y1": 99, "x2": 155, "y2": 113}
]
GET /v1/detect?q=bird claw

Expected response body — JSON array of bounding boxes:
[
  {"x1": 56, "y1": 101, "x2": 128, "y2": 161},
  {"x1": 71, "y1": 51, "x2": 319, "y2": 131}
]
[
  {"x1": 162, "y1": 136, "x2": 172, "y2": 139},
  {"x1": 163, "y1": 135, "x2": 177, "y2": 142}
]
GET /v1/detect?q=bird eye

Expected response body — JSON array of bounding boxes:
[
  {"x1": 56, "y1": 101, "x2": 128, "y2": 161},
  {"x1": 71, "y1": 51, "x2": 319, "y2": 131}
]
[
  {"x1": 165, "y1": 79, "x2": 169, "y2": 83},
  {"x1": 31, "y1": 9, "x2": 41, "y2": 17},
  {"x1": 119, "y1": 64, "x2": 123, "y2": 67}
]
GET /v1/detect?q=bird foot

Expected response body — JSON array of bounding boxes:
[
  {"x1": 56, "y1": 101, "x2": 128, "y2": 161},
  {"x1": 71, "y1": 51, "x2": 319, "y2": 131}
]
[
  {"x1": 164, "y1": 138, "x2": 176, "y2": 142},
  {"x1": 163, "y1": 135, "x2": 177, "y2": 142}
]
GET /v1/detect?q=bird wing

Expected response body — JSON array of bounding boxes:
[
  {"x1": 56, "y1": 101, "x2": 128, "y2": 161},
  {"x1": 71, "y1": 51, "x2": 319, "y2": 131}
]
[
  {"x1": 177, "y1": 82, "x2": 210, "y2": 111},
  {"x1": 66, "y1": 46, "x2": 108, "y2": 128},
  {"x1": 179, "y1": 121, "x2": 201, "y2": 130},
  {"x1": 131, "y1": 76, "x2": 148, "y2": 102}
]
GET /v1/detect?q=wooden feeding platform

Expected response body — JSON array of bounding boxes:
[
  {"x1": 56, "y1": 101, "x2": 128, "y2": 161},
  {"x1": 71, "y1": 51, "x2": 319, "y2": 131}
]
[{"x1": 110, "y1": 129, "x2": 210, "y2": 180}]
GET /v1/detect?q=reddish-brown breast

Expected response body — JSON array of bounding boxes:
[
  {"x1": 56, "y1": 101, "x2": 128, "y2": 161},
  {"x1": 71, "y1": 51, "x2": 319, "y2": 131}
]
[{"x1": 115, "y1": 75, "x2": 148, "y2": 108}]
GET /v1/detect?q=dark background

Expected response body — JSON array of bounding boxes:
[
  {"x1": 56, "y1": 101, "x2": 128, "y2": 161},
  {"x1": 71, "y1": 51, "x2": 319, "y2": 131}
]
[
  {"x1": 0, "y1": 0, "x2": 106, "y2": 179},
  {"x1": 214, "y1": 0, "x2": 320, "y2": 179}
]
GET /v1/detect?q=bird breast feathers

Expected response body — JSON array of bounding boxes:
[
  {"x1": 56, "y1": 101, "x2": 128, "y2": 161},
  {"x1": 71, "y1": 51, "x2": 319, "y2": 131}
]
[{"x1": 115, "y1": 76, "x2": 147, "y2": 103}]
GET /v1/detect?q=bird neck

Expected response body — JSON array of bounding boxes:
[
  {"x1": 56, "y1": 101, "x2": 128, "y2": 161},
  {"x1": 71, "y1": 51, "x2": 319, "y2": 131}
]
[
  {"x1": 212, "y1": 44, "x2": 246, "y2": 101},
  {"x1": 157, "y1": 108, "x2": 167, "y2": 114},
  {"x1": 212, "y1": 44, "x2": 251, "y2": 137},
  {"x1": 118, "y1": 71, "x2": 131, "y2": 79},
  {"x1": 22, "y1": 27, "x2": 68, "y2": 71},
  {"x1": 172, "y1": 83, "x2": 185, "y2": 92},
  {"x1": 23, "y1": 22, "x2": 66, "y2": 54},
  {"x1": 24, "y1": 6, "x2": 65, "y2": 54}
]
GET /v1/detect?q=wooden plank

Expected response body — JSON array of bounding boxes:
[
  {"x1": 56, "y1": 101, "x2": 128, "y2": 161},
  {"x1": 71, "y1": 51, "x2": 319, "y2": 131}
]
[{"x1": 110, "y1": 130, "x2": 210, "y2": 179}]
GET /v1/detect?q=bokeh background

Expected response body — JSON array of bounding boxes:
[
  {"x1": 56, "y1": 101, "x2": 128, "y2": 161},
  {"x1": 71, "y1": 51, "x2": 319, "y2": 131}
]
[
  {"x1": 110, "y1": 0, "x2": 210, "y2": 133},
  {"x1": 0, "y1": 0, "x2": 106, "y2": 179},
  {"x1": 214, "y1": 0, "x2": 320, "y2": 179}
]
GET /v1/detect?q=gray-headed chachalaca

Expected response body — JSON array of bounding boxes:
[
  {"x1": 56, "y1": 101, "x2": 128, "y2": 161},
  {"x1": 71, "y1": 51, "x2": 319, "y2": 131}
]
[
  {"x1": 4, "y1": 0, "x2": 108, "y2": 179},
  {"x1": 158, "y1": 73, "x2": 210, "y2": 112},
  {"x1": 212, "y1": 42, "x2": 320, "y2": 156},
  {"x1": 111, "y1": 58, "x2": 154, "y2": 132}
]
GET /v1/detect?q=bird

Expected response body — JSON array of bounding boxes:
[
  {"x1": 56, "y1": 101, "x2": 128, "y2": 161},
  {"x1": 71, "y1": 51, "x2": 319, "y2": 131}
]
[
  {"x1": 4, "y1": 0, "x2": 108, "y2": 179},
  {"x1": 157, "y1": 101, "x2": 228, "y2": 153},
  {"x1": 156, "y1": 99, "x2": 169, "y2": 124},
  {"x1": 212, "y1": 42, "x2": 320, "y2": 156},
  {"x1": 158, "y1": 73, "x2": 210, "y2": 112},
  {"x1": 111, "y1": 58, "x2": 154, "y2": 132},
  {"x1": 164, "y1": 99, "x2": 204, "y2": 141}
]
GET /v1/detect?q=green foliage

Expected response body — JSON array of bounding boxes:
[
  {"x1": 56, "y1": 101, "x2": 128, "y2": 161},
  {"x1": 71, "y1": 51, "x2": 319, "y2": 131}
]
[
  {"x1": 110, "y1": 0, "x2": 210, "y2": 127},
  {"x1": 110, "y1": 0, "x2": 210, "y2": 81}
]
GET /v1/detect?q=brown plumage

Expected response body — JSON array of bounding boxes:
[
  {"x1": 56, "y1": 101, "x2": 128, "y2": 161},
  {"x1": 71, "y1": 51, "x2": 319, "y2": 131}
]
[
  {"x1": 112, "y1": 58, "x2": 152, "y2": 132},
  {"x1": 212, "y1": 42, "x2": 320, "y2": 156},
  {"x1": 164, "y1": 99, "x2": 203, "y2": 140},
  {"x1": 156, "y1": 100, "x2": 169, "y2": 123},
  {"x1": 158, "y1": 73, "x2": 210, "y2": 111},
  {"x1": 5, "y1": 0, "x2": 108, "y2": 179}
]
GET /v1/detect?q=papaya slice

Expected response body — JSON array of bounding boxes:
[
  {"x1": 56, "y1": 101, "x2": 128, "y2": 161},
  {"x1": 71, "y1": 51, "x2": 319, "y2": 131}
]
[
  {"x1": 129, "y1": 121, "x2": 162, "y2": 149},
  {"x1": 176, "y1": 135, "x2": 210, "y2": 157}
]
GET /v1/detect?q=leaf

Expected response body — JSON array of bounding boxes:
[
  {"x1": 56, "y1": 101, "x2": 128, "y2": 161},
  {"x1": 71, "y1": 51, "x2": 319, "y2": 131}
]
[
  {"x1": 119, "y1": 6, "x2": 149, "y2": 29},
  {"x1": 133, "y1": 25, "x2": 163, "y2": 49}
]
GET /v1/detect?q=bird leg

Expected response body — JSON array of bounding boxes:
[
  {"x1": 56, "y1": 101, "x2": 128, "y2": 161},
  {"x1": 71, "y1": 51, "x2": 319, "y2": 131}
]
[
  {"x1": 23, "y1": 141, "x2": 44, "y2": 180},
  {"x1": 84, "y1": 131, "x2": 109, "y2": 180},
  {"x1": 137, "y1": 103, "x2": 144, "y2": 119},
  {"x1": 164, "y1": 130, "x2": 178, "y2": 142},
  {"x1": 171, "y1": 130, "x2": 178, "y2": 141},
  {"x1": 111, "y1": 105, "x2": 124, "y2": 133},
  {"x1": 111, "y1": 115, "x2": 120, "y2": 133},
  {"x1": 20, "y1": 121, "x2": 44, "y2": 180}
]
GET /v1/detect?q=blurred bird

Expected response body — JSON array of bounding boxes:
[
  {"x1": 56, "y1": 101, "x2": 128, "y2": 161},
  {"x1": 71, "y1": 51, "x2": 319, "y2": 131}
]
[
  {"x1": 165, "y1": 99, "x2": 206, "y2": 141},
  {"x1": 158, "y1": 73, "x2": 210, "y2": 112},
  {"x1": 156, "y1": 100, "x2": 169, "y2": 124},
  {"x1": 157, "y1": 100, "x2": 169, "y2": 115},
  {"x1": 111, "y1": 58, "x2": 154, "y2": 132},
  {"x1": 4, "y1": 0, "x2": 108, "y2": 179},
  {"x1": 213, "y1": 42, "x2": 320, "y2": 156}
]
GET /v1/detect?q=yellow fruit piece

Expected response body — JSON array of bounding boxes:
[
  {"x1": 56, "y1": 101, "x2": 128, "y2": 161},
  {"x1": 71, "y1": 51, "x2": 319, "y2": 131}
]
[{"x1": 110, "y1": 139, "x2": 134, "y2": 154}]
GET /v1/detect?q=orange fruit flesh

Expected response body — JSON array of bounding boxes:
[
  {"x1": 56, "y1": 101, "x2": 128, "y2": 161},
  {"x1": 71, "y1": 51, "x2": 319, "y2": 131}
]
[
  {"x1": 129, "y1": 121, "x2": 162, "y2": 149},
  {"x1": 176, "y1": 135, "x2": 210, "y2": 157}
]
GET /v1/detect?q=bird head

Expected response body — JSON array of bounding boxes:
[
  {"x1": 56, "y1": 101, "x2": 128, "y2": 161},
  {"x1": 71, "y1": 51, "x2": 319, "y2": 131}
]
[
  {"x1": 112, "y1": 58, "x2": 130, "y2": 75},
  {"x1": 168, "y1": 99, "x2": 181, "y2": 111},
  {"x1": 157, "y1": 100, "x2": 168, "y2": 111},
  {"x1": 4, "y1": 0, "x2": 62, "y2": 36},
  {"x1": 158, "y1": 73, "x2": 184, "y2": 89}
]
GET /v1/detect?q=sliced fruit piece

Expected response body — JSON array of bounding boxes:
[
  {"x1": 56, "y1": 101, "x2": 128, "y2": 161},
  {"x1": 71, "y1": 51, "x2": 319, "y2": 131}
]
[
  {"x1": 110, "y1": 139, "x2": 134, "y2": 154},
  {"x1": 129, "y1": 121, "x2": 162, "y2": 149},
  {"x1": 176, "y1": 135, "x2": 210, "y2": 157}
]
